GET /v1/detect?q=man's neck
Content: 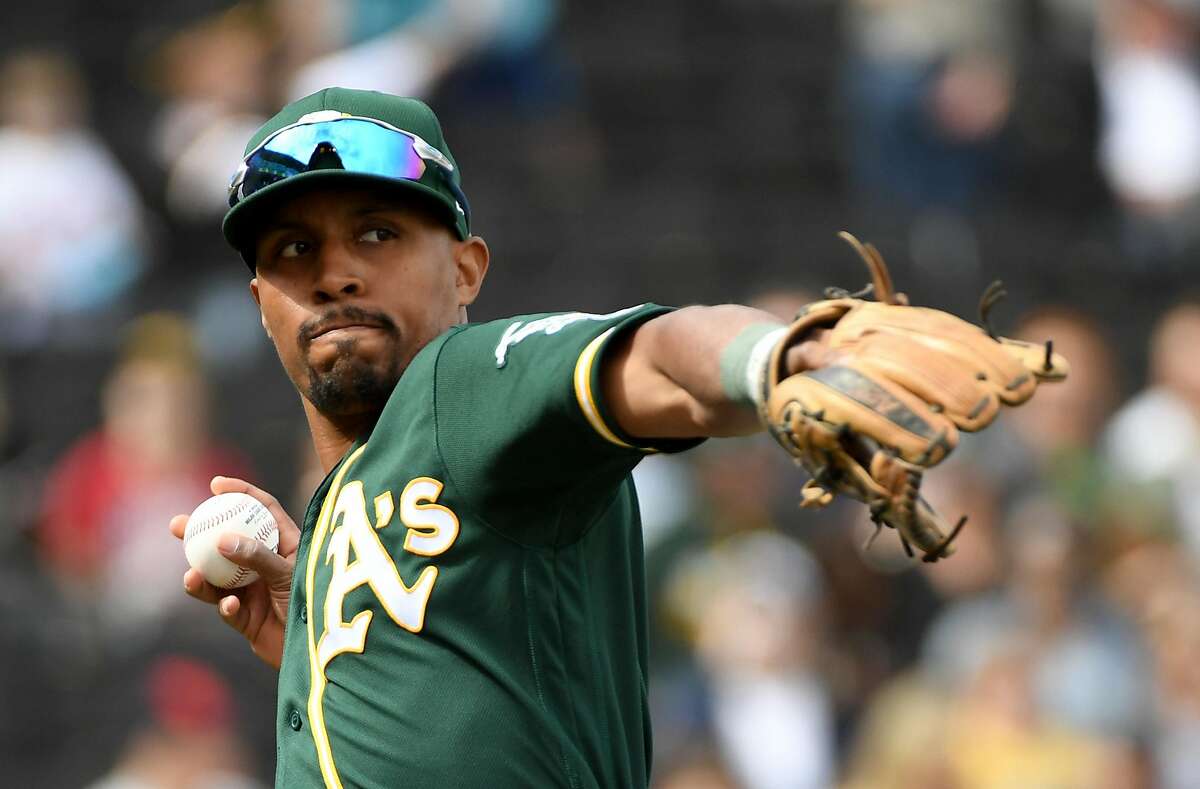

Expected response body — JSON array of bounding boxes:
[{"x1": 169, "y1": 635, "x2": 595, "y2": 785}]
[{"x1": 302, "y1": 398, "x2": 379, "y2": 472}]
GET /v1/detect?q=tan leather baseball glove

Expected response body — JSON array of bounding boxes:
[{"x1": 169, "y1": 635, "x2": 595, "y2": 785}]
[{"x1": 762, "y1": 232, "x2": 1069, "y2": 562}]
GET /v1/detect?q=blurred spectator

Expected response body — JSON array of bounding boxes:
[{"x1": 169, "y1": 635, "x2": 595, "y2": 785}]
[
  {"x1": 845, "y1": 647, "x2": 1149, "y2": 789},
  {"x1": 847, "y1": 641, "x2": 1145, "y2": 789},
  {"x1": 923, "y1": 495, "x2": 1150, "y2": 739},
  {"x1": 645, "y1": 436, "x2": 786, "y2": 756},
  {"x1": 0, "y1": 50, "x2": 146, "y2": 349},
  {"x1": 148, "y1": 4, "x2": 274, "y2": 221},
  {"x1": 812, "y1": 465, "x2": 998, "y2": 719},
  {"x1": 1105, "y1": 301, "x2": 1200, "y2": 553},
  {"x1": 956, "y1": 307, "x2": 1120, "y2": 517},
  {"x1": 1138, "y1": 565, "x2": 1200, "y2": 788},
  {"x1": 943, "y1": 647, "x2": 1128, "y2": 789},
  {"x1": 278, "y1": 0, "x2": 559, "y2": 101},
  {"x1": 840, "y1": 671, "x2": 955, "y2": 789},
  {"x1": 38, "y1": 314, "x2": 252, "y2": 645},
  {"x1": 86, "y1": 655, "x2": 264, "y2": 789},
  {"x1": 1101, "y1": 489, "x2": 1200, "y2": 788},
  {"x1": 669, "y1": 532, "x2": 834, "y2": 789},
  {"x1": 1097, "y1": 0, "x2": 1200, "y2": 265},
  {"x1": 841, "y1": 0, "x2": 1018, "y2": 211}
]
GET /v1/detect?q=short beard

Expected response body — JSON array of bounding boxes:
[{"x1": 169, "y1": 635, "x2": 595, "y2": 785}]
[
  {"x1": 298, "y1": 306, "x2": 403, "y2": 416},
  {"x1": 305, "y1": 340, "x2": 401, "y2": 415}
]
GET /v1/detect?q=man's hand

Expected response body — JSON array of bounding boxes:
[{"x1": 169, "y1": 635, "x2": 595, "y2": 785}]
[
  {"x1": 783, "y1": 328, "x2": 837, "y2": 376},
  {"x1": 170, "y1": 476, "x2": 299, "y2": 669}
]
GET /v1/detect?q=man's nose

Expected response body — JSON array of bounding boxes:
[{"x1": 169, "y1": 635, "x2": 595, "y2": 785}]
[{"x1": 312, "y1": 245, "x2": 366, "y2": 303}]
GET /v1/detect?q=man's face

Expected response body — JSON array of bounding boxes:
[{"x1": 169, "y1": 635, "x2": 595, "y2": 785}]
[{"x1": 249, "y1": 184, "x2": 487, "y2": 419}]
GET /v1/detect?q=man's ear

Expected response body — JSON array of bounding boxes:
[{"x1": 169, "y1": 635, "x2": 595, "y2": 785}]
[
  {"x1": 249, "y1": 278, "x2": 272, "y2": 339},
  {"x1": 454, "y1": 236, "x2": 490, "y2": 307}
]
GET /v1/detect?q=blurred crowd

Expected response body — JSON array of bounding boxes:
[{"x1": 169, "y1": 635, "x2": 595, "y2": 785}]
[
  {"x1": 642, "y1": 299, "x2": 1200, "y2": 789},
  {"x1": 2, "y1": 0, "x2": 1199, "y2": 787}
]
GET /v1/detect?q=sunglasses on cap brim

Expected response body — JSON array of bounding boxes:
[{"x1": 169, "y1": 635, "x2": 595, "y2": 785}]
[{"x1": 227, "y1": 114, "x2": 470, "y2": 228}]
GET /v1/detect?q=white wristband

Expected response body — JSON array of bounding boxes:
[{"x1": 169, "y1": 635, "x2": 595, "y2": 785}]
[
  {"x1": 745, "y1": 327, "x2": 787, "y2": 409},
  {"x1": 719, "y1": 323, "x2": 787, "y2": 408}
]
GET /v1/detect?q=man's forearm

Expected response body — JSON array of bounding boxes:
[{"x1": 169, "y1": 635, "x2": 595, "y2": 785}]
[{"x1": 601, "y1": 305, "x2": 786, "y2": 439}]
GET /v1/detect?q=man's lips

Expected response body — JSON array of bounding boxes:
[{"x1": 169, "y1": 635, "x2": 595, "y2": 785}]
[
  {"x1": 310, "y1": 322, "x2": 384, "y2": 341},
  {"x1": 298, "y1": 306, "x2": 397, "y2": 349}
]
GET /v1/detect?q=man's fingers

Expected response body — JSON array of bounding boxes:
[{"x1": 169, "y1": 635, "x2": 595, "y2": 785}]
[
  {"x1": 784, "y1": 332, "x2": 842, "y2": 376},
  {"x1": 187, "y1": 569, "x2": 263, "y2": 634},
  {"x1": 218, "y1": 595, "x2": 250, "y2": 633},
  {"x1": 211, "y1": 476, "x2": 301, "y2": 556},
  {"x1": 169, "y1": 514, "x2": 188, "y2": 540},
  {"x1": 183, "y1": 568, "x2": 228, "y2": 605},
  {"x1": 184, "y1": 574, "x2": 257, "y2": 638},
  {"x1": 217, "y1": 532, "x2": 293, "y2": 591}
]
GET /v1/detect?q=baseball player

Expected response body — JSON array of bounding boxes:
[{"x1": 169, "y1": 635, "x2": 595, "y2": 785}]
[{"x1": 170, "y1": 88, "x2": 1065, "y2": 788}]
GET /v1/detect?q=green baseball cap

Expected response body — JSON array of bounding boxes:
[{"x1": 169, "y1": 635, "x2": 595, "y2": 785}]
[{"x1": 222, "y1": 87, "x2": 470, "y2": 263}]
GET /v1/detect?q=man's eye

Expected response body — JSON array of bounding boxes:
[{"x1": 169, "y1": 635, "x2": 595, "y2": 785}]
[
  {"x1": 360, "y1": 228, "x2": 396, "y2": 243},
  {"x1": 279, "y1": 240, "x2": 309, "y2": 258}
]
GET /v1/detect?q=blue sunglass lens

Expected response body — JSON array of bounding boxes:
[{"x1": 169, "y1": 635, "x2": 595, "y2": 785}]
[{"x1": 237, "y1": 120, "x2": 427, "y2": 202}]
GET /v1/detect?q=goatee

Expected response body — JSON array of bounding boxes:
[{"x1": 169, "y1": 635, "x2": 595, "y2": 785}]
[{"x1": 298, "y1": 306, "x2": 402, "y2": 415}]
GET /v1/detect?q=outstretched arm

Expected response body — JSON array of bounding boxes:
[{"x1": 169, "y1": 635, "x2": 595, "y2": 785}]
[
  {"x1": 605, "y1": 235, "x2": 1068, "y2": 562},
  {"x1": 601, "y1": 305, "x2": 830, "y2": 440}
]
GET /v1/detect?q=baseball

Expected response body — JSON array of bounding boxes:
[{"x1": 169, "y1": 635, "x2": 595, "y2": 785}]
[{"x1": 183, "y1": 492, "x2": 279, "y2": 589}]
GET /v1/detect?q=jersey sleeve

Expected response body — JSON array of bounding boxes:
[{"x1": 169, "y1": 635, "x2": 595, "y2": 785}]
[{"x1": 431, "y1": 304, "x2": 702, "y2": 546}]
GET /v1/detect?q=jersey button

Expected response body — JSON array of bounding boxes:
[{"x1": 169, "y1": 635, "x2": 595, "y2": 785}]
[
  {"x1": 300, "y1": 607, "x2": 307, "y2": 623},
  {"x1": 289, "y1": 709, "x2": 303, "y2": 731}
]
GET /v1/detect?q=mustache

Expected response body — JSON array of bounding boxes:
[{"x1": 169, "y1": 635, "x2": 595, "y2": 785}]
[{"x1": 297, "y1": 305, "x2": 398, "y2": 347}]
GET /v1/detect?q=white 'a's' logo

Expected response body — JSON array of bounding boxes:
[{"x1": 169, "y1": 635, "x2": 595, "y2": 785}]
[{"x1": 316, "y1": 477, "x2": 459, "y2": 671}]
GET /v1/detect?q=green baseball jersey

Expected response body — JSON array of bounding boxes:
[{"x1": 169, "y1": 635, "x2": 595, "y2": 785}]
[{"x1": 274, "y1": 304, "x2": 699, "y2": 788}]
